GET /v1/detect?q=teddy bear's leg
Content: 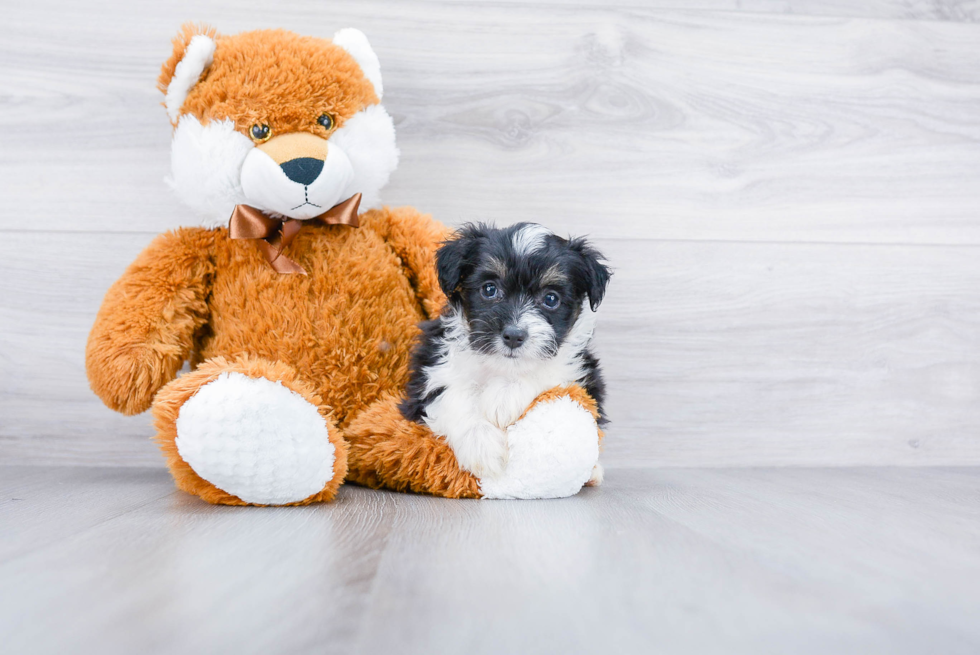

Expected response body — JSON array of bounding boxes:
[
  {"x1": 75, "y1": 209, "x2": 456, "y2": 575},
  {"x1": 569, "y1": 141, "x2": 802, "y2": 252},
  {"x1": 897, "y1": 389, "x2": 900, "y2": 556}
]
[
  {"x1": 344, "y1": 396, "x2": 482, "y2": 499},
  {"x1": 478, "y1": 385, "x2": 603, "y2": 500},
  {"x1": 151, "y1": 356, "x2": 348, "y2": 506},
  {"x1": 343, "y1": 385, "x2": 601, "y2": 500}
]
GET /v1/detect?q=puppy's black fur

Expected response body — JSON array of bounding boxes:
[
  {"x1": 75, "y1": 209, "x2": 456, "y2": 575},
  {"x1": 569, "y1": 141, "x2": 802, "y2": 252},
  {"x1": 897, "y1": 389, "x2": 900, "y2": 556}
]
[
  {"x1": 400, "y1": 222, "x2": 611, "y2": 425},
  {"x1": 400, "y1": 317, "x2": 451, "y2": 422}
]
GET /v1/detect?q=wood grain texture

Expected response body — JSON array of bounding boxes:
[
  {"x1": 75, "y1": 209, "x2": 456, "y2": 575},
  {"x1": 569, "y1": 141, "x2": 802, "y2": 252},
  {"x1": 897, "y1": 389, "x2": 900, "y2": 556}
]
[
  {"x1": 597, "y1": 239, "x2": 980, "y2": 466},
  {"x1": 2, "y1": 465, "x2": 979, "y2": 655},
  {"x1": 437, "y1": 1, "x2": 980, "y2": 21},
  {"x1": 3, "y1": 232, "x2": 979, "y2": 467},
  {"x1": 2, "y1": 2, "x2": 980, "y2": 242},
  {"x1": 2, "y1": 0, "x2": 980, "y2": 468}
]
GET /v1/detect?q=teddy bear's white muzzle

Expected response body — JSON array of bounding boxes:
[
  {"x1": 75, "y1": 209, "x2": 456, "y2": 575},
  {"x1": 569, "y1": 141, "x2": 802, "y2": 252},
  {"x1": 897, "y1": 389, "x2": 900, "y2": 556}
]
[{"x1": 240, "y1": 142, "x2": 355, "y2": 220}]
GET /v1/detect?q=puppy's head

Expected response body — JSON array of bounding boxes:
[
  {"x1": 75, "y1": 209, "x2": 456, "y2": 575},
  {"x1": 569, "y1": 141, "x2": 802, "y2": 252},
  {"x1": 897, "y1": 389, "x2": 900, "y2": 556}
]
[{"x1": 437, "y1": 223, "x2": 611, "y2": 362}]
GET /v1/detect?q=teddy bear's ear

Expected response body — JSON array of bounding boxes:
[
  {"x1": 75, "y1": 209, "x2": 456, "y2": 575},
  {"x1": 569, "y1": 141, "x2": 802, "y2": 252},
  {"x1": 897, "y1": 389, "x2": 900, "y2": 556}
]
[
  {"x1": 332, "y1": 28, "x2": 383, "y2": 100},
  {"x1": 157, "y1": 23, "x2": 218, "y2": 122}
]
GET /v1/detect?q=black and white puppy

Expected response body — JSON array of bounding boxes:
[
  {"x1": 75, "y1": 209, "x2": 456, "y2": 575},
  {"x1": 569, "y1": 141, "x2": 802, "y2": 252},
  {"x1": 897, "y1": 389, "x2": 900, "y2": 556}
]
[{"x1": 400, "y1": 222, "x2": 611, "y2": 480}]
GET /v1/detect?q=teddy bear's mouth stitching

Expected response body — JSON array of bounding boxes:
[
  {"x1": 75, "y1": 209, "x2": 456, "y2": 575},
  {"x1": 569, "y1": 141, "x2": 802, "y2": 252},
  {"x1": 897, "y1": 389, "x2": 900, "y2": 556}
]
[
  {"x1": 290, "y1": 186, "x2": 322, "y2": 211},
  {"x1": 291, "y1": 200, "x2": 323, "y2": 210}
]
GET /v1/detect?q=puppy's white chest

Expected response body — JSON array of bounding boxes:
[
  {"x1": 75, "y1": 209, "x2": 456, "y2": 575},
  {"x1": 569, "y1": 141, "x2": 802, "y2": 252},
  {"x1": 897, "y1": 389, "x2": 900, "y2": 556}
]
[{"x1": 477, "y1": 377, "x2": 542, "y2": 429}]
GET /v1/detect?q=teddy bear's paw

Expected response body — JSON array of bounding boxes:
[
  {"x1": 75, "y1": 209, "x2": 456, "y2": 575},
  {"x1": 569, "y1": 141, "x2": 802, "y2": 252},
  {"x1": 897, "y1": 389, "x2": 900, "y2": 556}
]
[
  {"x1": 479, "y1": 395, "x2": 600, "y2": 500},
  {"x1": 174, "y1": 372, "x2": 338, "y2": 505}
]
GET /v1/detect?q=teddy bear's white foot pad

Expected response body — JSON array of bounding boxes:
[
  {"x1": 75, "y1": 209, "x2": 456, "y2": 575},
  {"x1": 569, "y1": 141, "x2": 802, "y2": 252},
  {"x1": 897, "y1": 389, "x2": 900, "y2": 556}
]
[
  {"x1": 175, "y1": 372, "x2": 335, "y2": 505},
  {"x1": 479, "y1": 395, "x2": 600, "y2": 500}
]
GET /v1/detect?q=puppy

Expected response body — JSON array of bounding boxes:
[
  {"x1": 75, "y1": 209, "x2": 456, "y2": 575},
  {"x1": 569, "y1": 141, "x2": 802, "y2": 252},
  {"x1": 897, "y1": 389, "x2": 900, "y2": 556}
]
[{"x1": 400, "y1": 222, "x2": 611, "y2": 481}]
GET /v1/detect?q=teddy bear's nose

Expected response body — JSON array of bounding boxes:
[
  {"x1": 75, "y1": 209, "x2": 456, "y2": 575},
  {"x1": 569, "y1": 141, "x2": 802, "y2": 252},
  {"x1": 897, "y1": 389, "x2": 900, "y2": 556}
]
[{"x1": 279, "y1": 157, "x2": 324, "y2": 186}]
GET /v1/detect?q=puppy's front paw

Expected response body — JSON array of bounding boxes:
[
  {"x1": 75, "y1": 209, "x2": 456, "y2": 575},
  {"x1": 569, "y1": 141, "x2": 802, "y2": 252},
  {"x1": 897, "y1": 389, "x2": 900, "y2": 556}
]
[{"x1": 451, "y1": 422, "x2": 509, "y2": 479}]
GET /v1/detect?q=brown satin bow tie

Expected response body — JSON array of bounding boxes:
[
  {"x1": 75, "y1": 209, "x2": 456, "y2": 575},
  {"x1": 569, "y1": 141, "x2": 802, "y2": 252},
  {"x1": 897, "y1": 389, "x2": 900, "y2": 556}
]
[{"x1": 228, "y1": 193, "x2": 361, "y2": 275}]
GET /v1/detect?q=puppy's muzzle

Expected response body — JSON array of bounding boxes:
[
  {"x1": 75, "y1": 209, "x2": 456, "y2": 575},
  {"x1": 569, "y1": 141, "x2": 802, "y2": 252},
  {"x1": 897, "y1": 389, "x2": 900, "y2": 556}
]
[{"x1": 502, "y1": 326, "x2": 528, "y2": 350}]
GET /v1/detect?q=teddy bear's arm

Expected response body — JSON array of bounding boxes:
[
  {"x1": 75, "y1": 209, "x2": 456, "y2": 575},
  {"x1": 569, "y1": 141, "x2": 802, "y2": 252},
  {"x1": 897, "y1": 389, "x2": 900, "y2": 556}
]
[
  {"x1": 363, "y1": 206, "x2": 450, "y2": 319},
  {"x1": 86, "y1": 228, "x2": 216, "y2": 415}
]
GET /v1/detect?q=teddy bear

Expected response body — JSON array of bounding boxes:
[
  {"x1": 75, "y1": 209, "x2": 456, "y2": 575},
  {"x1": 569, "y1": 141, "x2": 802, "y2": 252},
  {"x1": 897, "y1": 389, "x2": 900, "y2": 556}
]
[{"x1": 85, "y1": 23, "x2": 604, "y2": 505}]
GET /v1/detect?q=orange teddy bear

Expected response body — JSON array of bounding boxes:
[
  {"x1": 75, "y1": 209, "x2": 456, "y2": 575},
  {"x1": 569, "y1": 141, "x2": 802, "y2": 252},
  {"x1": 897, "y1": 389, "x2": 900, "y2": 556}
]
[{"x1": 86, "y1": 24, "x2": 603, "y2": 505}]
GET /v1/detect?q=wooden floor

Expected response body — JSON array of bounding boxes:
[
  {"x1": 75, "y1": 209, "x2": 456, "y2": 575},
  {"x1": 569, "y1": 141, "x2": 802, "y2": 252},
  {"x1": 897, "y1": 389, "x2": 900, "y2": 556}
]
[{"x1": 1, "y1": 465, "x2": 978, "y2": 655}]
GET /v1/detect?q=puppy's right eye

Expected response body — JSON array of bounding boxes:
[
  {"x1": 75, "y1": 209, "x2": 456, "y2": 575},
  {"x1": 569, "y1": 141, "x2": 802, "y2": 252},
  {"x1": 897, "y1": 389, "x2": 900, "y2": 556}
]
[{"x1": 481, "y1": 282, "x2": 498, "y2": 299}]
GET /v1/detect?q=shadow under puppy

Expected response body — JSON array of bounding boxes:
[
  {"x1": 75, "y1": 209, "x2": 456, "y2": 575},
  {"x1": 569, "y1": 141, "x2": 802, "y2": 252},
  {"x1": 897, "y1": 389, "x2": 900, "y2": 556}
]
[{"x1": 401, "y1": 222, "x2": 611, "y2": 481}]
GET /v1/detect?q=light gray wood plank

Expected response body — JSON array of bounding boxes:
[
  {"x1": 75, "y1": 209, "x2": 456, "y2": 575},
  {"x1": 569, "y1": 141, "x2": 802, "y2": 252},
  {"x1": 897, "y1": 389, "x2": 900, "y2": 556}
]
[
  {"x1": 596, "y1": 238, "x2": 980, "y2": 466},
  {"x1": 3, "y1": 232, "x2": 979, "y2": 467},
  {"x1": 353, "y1": 467, "x2": 980, "y2": 655},
  {"x1": 484, "y1": 1, "x2": 980, "y2": 21},
  {"x1": 0, "y1": 466, "x2": 173, "y2": 563},
  {"x1": 2, "y1": 3, "x2": 980, "y2": 243},
  {"x1": 0, "y1": 466, "x2": 398, "y2": 655},
  {"x1": 1, "y1": 466, "x2": 979, "y2": 655},
  {"x1": 3, "y1": 0, "x2": 980, "y2": 469},
  {"x1": 0, "y1": 231, "x2": 160, "y2": 466}
]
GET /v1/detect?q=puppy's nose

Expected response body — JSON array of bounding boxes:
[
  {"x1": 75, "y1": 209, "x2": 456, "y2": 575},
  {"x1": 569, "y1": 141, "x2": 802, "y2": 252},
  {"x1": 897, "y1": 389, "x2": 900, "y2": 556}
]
[
  {"x1": 279, "y1": 157, "x2": 324, "y2": 185},
  {"x1": 502, "y1": 326, "x2": 528, "y2": 350}
]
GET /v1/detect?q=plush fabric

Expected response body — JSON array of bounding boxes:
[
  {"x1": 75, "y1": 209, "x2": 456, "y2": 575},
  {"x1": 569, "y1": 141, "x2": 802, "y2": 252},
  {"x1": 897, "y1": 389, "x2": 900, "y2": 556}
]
[
  {"x1": 345, "y1": 384, "x2": 603, "y2": 500},
  {"x1": 86, "y1": 24, "x2": 603, "y2": 505},
  {"x1": 152, "y1": 356, "x2": 349, "y2": 506},
  {"x1": 481, "y1": 385, "x2": 604, "y2": 499},
  {"x1": 346, "y1": 394, "x2": 483, "y2": 499},
  {"x1": 158, "y1": 25, "x2": 378, "y2": 133}
]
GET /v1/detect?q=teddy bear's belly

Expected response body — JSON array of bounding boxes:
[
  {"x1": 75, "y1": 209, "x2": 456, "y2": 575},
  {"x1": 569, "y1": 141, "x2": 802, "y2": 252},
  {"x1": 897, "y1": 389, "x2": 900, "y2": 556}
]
[{"x1": 195, "y1": 226, "x2": 427, "y2": 425}]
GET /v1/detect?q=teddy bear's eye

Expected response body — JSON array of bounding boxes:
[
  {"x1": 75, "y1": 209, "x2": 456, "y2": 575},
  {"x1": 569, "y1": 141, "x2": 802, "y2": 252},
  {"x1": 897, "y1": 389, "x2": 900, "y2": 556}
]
[
  {"x1": 317, "y1": 114, "x2": 335, "y2": 131},
  {"x1": 250, "y1": 124, "x2": 271, "y2": 142}
]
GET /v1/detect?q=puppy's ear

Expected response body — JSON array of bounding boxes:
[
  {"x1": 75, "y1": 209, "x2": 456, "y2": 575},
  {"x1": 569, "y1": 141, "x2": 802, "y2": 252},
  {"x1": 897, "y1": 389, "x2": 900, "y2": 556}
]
[
  {"x1": 437, "y1": 224, "x2": 485, "y2": 300},
  {"x1": 570, "y1": 238, "x2": 612, "y2": 311}
]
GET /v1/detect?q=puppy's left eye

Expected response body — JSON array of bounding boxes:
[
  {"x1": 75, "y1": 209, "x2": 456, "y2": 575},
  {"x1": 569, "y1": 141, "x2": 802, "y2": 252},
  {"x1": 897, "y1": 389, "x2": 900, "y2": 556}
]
[
  {"x1": 481, "y1": 282, "x2": 499, "y2": 299},
  {"x1": 542, "y1": 292, "x2": 560, "y2": 309},
  {"x1": 317, "y1": 114, "x2": 335, "y2": 130}
]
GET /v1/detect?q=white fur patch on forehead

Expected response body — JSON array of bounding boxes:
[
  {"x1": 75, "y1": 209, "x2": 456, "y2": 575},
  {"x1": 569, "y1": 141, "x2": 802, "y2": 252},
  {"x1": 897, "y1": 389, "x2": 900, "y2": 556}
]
[
  {"x1": 332, "y1": 28, "x2": 383, "y2": 100},
  {"x1": 511, "y1": 223, "x2": 552, "y2": 257},
  {"x1": 165, "y1": 34, "x2": 216, "y2": 122}
]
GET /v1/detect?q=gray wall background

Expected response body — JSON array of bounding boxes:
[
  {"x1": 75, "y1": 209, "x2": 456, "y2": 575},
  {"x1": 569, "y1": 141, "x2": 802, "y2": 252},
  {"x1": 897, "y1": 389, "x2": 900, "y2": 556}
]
[{"x1": 2, "y1": 0, "x2": 979, "y2": 468}]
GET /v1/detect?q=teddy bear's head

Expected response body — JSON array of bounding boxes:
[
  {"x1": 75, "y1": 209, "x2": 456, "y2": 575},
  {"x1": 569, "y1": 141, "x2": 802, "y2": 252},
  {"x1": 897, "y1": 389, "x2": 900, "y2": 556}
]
[{"x1": 158, "y1": 24, "x2": 398, "y2": 227}]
